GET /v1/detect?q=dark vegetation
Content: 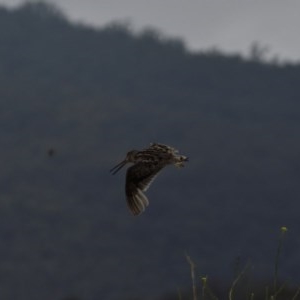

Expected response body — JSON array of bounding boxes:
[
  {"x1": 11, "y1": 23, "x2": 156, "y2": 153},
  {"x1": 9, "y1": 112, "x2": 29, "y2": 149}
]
[{"x1": 0, "y1": 2, "x2": 300, "y2": 299}]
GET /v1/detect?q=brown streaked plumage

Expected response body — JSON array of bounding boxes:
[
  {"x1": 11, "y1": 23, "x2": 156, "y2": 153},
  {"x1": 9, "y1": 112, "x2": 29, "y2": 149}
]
[{"x1": 110, "y1": 143, "x2": 188, "y2": 216}]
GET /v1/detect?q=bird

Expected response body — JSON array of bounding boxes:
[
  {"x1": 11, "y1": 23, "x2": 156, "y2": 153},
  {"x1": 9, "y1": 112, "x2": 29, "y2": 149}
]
[{"x1": 110, "y1": 143, "x2": 188, "y2": 216}]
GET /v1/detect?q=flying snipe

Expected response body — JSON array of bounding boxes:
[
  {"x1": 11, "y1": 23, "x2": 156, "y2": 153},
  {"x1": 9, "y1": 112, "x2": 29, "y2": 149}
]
[{"x1": 110, "y1": 143, "x2": 188, "y2": 216}]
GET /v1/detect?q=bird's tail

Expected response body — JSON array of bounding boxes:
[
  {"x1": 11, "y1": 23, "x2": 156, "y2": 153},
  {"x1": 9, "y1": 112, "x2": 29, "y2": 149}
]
[{"x1": 175, "y1": 155, "x2": 189, "y2": 168}]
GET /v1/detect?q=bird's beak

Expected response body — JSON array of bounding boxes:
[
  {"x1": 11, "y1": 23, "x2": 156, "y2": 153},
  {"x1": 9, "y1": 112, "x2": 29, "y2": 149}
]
[{"x1": 110, "y1": 159, "x2": 127, "y2": 175}]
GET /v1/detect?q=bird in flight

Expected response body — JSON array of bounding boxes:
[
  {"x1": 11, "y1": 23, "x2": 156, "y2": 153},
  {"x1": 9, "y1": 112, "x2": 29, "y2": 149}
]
[{"x1": 110, "y1": 143, "x2": 188, "y2": 216}]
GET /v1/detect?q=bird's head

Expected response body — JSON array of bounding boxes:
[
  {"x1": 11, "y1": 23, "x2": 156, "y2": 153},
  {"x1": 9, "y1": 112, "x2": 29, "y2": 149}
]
[
  {"x1": 125, "y1": 150, "x2": 139, "y2": 162},
  {"x1": 110, "y1": 150, "x2": 139, "y2": 175}
]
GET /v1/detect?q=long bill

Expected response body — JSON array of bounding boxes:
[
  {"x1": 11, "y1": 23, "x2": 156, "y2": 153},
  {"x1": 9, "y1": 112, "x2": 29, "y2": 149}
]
[{"x1": 110, "y1": 160, "x2": 127, "y2": 175}]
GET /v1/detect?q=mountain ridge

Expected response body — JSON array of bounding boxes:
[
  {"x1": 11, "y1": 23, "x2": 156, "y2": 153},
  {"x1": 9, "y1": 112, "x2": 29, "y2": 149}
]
[{"x1": 0, "y1": 2, "x2": 300, "y2": 299}]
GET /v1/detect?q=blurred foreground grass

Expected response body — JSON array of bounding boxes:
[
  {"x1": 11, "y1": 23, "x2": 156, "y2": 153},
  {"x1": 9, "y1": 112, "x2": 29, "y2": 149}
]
[{"x1": 177, "y1": 227, "x2": 300, "y2": 300}]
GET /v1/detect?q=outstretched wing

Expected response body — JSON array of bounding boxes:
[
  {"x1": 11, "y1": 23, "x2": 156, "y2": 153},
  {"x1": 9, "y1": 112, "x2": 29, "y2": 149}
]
[{"x1": 125, "y1": 162, "x2": 164, "y2": 215}]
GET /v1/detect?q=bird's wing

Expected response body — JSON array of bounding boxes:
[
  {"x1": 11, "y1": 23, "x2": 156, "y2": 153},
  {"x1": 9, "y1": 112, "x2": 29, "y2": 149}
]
[
  {"x1": 137, "y1": 144, "x2": 175, "y2": 163},
  {"x1": 148, "y1": 143, "x2": 178, "y2": 154},
  {"x1": 125, "y1": 162, "x2": 164, "y2": 215}
]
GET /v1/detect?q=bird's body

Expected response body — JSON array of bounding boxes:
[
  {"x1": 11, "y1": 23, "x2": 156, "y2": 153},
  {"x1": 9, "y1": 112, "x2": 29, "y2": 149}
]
[{"x1": 110, "y1": 143, "x2": 188, "y2": 215}]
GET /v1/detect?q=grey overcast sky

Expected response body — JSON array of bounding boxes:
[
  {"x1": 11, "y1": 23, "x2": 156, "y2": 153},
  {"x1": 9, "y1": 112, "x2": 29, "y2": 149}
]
[{"x1": 1, "y1": 0, "x2": 300, "y2": 62}]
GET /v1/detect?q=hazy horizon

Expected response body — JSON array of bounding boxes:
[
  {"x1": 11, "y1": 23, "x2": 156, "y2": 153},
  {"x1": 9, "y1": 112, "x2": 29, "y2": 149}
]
[{"x1": 1, "y1": 0, "x2": 300, "y2": 63}]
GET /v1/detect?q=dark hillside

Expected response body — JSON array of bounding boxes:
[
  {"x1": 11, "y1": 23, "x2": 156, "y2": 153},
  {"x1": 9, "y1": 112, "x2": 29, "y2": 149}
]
[{"x1": 0, "y1": 2, "x2": 300, "y2": 299}]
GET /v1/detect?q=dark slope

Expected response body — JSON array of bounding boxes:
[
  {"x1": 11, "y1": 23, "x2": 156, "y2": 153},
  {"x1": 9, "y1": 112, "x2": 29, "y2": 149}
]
[{"x1": 0, "y1": 2, "x2": 300, "y2": 299}]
